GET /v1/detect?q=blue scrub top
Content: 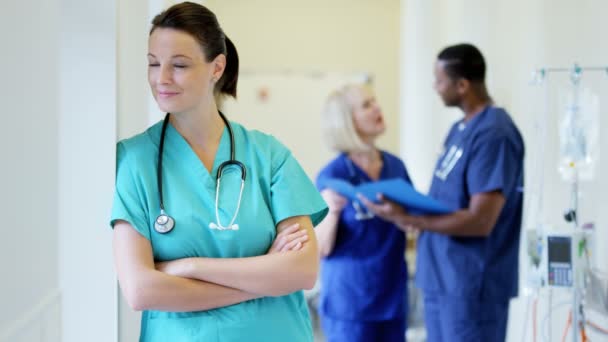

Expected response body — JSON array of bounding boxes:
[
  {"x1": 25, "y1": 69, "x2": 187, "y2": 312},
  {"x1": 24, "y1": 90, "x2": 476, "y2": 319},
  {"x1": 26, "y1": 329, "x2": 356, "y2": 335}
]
[
  {"x1": 110, "y1": 120, "x2": 328, "y2": 342},
  {"x1": 316, "y1": 152, "x2": 410, "y2": 321},
  {"x1": 416, "y1": 106, "x2": 524, "y2": 301}
]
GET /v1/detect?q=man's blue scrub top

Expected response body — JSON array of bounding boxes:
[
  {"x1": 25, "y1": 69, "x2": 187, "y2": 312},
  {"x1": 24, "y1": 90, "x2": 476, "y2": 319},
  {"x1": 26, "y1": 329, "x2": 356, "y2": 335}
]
[
  {"x1": 416, "y1": 106, "x2": 525, "y2": 301},
  {"x1": 316, "y1": 152, "x2": 410, "y2": 321},
  {"x1": 110, "y1": 120, "x2": 328, "y2": 342}
]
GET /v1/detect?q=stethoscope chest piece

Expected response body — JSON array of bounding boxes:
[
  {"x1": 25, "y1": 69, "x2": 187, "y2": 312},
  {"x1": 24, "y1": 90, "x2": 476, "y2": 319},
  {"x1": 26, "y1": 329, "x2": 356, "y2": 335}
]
[{"x1": 154, "y1": 211, "x2": 175, "y2": 234}]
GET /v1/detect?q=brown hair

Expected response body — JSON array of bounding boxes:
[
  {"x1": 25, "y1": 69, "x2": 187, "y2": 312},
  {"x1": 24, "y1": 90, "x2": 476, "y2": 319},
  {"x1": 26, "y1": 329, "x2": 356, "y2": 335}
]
[{"x1": 151, "y1": 2, "x2": 238, "y2": 98}]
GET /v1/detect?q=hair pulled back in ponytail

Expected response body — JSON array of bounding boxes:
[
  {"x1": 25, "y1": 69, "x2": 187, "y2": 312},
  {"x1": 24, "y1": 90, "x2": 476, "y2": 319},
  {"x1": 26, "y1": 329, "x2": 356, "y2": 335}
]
[{"x1": 151, "y1": 2, "x2": 239, "y2": 100}]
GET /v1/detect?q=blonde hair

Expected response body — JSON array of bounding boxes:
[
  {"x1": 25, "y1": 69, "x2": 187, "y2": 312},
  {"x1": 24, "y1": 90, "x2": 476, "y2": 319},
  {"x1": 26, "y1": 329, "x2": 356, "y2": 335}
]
[{"x1": 321, "y1": 84, "x2": 371, "y2": 153}]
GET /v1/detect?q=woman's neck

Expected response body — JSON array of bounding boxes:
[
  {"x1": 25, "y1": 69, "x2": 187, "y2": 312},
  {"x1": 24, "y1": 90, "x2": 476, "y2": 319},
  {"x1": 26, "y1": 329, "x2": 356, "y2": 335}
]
[
  {"x1": 348, "y1": 148, "x2": 383, "y2": 180},
  {"x1": 170, "y1": 106, "x2": 224, "y2": 149}
]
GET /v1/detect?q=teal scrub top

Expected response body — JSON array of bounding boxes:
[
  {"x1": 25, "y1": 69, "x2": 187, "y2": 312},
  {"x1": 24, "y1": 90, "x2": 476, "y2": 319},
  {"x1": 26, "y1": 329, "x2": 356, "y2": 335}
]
[{"x1": 110, "y1": 119, "x2": 328, "y2": 342}]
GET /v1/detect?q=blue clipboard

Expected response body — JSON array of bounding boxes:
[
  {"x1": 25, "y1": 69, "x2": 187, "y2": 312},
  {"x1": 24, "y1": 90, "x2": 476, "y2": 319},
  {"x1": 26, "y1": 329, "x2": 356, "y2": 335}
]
[
  {"x1": 321, "y1": 177, "x2": 453, "y2": 215},
  {"x1": 319, "y1": 178, "x2": 358, "y2": 201},
  {"x1": 357, "y1": 179, "x2": 453, "y2": 215}
]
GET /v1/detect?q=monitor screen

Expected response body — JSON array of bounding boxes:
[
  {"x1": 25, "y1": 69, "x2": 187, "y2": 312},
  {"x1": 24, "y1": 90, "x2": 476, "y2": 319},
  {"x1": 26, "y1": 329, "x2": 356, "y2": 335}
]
[{"x1": 548, "y1": 236, "x2": 571, "y2": 264}]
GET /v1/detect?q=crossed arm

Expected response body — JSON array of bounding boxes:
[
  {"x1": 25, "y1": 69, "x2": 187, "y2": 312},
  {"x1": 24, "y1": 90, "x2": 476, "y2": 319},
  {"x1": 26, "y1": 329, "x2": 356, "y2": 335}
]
[{"x1": 113, "y1": 215, "x2": 317, "y2": 312}]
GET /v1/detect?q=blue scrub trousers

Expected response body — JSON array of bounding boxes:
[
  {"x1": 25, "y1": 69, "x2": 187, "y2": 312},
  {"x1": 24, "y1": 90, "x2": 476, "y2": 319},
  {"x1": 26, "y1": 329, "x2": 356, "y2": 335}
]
[
  {"x1": 320, "y1": 316, "x2": 405, "y2": 342},
  {"x1": 423, "y1": 294, "x2": 509, "y2": 342}
]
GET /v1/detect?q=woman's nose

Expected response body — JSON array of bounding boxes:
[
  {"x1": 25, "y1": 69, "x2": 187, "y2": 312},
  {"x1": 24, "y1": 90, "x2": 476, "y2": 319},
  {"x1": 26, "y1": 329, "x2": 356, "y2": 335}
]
[{"x1": 158, "y1": 65, "x2": 173, "y2": 84}]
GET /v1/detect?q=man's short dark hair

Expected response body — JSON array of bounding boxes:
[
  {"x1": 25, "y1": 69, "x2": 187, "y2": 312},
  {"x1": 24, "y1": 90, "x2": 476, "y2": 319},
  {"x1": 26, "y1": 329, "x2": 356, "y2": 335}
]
[{"x1": 437, "y1": 43, "x2": 486, "y2": 82}]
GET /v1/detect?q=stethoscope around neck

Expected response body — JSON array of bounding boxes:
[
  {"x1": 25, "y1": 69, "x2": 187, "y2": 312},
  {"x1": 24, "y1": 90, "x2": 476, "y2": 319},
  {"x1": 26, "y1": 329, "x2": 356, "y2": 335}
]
[
  {"x1": 154, "y1": 111, "x2": 247, "y2": 234},
  {"x1": 344, "y1": 157, "x2": 375, "y2": 221}
]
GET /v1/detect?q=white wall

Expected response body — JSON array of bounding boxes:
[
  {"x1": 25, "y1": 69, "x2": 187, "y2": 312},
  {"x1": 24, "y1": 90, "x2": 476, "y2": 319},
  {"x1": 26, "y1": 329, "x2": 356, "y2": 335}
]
[
  {"x1": 2, "y1": 0, "x2": 119, "y2": 340},
  {"x1": 400, "y1": 0, "x2": 608, "y2": 341},
  {"x1": 0, "y1": 0, "x2": 61, "y2": 340},
  {"x1": 205, "y1": 0, "x2": 402, "y2": 158},
  {"x1": 58, "y1": 0, "x2": 118, "y2": 341}
]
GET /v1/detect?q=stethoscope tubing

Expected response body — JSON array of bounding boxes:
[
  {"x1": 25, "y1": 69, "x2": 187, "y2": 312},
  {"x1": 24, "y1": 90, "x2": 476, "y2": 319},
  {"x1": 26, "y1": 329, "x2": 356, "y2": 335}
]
[
  {"x1": 344, "y1": 156, "x2": 375, "y2": 221},
  {"x1": 155, "y1": 111, "x2": 246, "y2": 233}
]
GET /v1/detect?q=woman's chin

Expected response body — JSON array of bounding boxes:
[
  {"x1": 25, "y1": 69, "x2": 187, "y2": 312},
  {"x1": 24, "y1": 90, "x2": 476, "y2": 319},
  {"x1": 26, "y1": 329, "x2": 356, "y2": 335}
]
[{"x1": 156, "y1": 103, "x2": 182, "y2": 114}]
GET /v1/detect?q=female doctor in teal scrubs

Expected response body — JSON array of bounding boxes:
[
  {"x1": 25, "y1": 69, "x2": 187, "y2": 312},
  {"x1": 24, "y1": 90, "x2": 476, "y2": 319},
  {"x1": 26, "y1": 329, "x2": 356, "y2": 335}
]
[{"x1": 110, "y1": 2, "x2": 328, "y2": 341}]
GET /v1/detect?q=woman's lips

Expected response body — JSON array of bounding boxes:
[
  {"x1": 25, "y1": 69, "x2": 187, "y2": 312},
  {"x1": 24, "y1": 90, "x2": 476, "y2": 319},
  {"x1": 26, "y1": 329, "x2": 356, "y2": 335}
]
[{"x1": 158, "y1": 91, "x2": 179, "y2": 98}]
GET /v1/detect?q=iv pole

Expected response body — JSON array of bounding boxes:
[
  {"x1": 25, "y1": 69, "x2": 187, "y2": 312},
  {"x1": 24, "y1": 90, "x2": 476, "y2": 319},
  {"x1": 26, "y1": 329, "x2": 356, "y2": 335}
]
[{"x1": 531, "y1": 63, "x2": 607, "y2": 342}]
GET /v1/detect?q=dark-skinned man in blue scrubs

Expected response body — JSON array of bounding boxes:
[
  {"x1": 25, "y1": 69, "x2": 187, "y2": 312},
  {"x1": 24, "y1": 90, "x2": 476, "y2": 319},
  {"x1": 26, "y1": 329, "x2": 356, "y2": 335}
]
[{"x1": 360, "y1": 43, "x2": 524, "y2": 342}]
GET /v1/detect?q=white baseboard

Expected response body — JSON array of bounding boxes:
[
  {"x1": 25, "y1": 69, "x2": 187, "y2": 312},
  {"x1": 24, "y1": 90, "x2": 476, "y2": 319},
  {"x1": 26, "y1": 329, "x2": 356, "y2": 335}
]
[{"x1": 0, "y1": 289, "x2": 61, "y2": 342}]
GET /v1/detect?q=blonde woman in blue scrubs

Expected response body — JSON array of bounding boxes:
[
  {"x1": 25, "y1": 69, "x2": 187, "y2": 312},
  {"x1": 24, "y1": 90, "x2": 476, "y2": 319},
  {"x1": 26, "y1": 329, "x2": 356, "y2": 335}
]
[
  {"x1": 110, "y1": 2, "x2": 328, "y2": 341},
  {"x1": 315, "y1": 84, "x2": 411, "y2": 342}
]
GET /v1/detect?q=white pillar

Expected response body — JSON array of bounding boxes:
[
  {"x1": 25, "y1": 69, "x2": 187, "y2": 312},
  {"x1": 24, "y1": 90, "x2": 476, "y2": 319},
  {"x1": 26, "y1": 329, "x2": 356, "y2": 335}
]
[
  {"x1": 59, "y1": 0, "x2": 118, "y2": 341},
  {"x1": 400, "y1": 0, "x2": 440, "y2": 191}
]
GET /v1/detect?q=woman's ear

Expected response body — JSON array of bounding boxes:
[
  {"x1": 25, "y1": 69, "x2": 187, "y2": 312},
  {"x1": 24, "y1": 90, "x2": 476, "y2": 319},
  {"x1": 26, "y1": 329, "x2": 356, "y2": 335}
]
[{"x1": 211, "y1": 54, "x2": 226, "y2": 82}]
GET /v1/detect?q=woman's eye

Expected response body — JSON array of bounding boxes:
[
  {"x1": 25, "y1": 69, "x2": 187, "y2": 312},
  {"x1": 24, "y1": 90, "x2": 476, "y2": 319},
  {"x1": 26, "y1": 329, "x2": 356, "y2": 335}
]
[
  {"x1": 174, "y1": 64, "x2": 187, "y2": 69},
  {"x1": 148, "y1": 63, "x2": 159, "y2": 67}
]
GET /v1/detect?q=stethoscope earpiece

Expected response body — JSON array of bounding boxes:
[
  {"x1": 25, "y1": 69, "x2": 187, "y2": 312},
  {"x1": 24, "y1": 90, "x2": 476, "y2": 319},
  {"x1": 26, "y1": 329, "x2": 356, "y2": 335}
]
[{"x1": 209, "y1": 222, "x2": 240, "y2": 230}]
